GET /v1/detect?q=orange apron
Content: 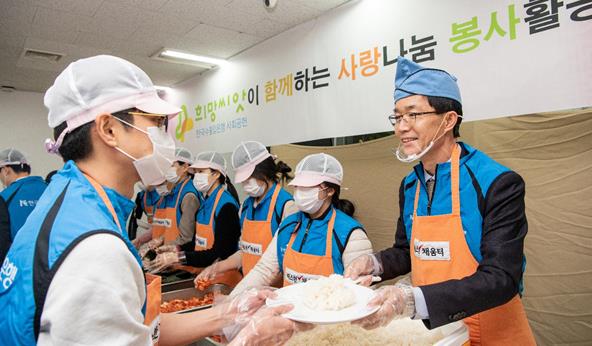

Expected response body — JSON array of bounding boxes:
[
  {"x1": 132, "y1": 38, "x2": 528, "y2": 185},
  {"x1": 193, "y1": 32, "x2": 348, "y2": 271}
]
[
  {"x1": 84, "y1": 174, "x2": 161, "y2": 344},
  {"x1": 194, "y1": 187, "x2": 224, "y2": 251},
  {"x1": 152, "y1": 178, "x2": 191, "y2": 243},
  {"x1": 143, "y1": 190, "x2": 156, "y2": 224},
  {"x1": 282, "y1": 210, "x2": 337, "y2": 286},
  {"x1": 239, "y1": 185, "x2": 281, "y2": 275},
  {"x1": 410, "y1": 145, "x2": 535, "y2": 346}
]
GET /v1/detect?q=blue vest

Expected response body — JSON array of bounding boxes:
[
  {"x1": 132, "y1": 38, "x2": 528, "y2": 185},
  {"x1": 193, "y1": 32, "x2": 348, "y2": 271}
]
[
  {"x1": 139, "y1": 188, "x2": 160, "y2": 213},
  {"x1": 0, "y1": 176, "x2": 47, "y2": 240},
  {"x1": 196, "y1": 185, "x2": 239, "y2": 232},
  {"x1": 154, "y1": 177, "x2": 200, "y2": 223},
  {"x1": 240, "y1": 183, "x2": 293, "y2": 237},
  {"x1": 277, "y1": 208, "x2": 364, "y2": 275},
  {"x1": 0, "y1": 161, "x2": 141, "y2": 345}
]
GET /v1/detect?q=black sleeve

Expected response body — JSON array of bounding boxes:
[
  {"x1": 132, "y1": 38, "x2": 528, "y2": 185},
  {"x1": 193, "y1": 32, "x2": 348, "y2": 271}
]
[
  {"x1": 379, "y1": 178, "x2": 412, "y2": 280},
  {"x1": 127, "y1": 193, "x2": 143, "y2": 240},
  {"x1": 185, "y1": 203, "x2": 241, "y2": 268},
  {"x1": 421, "y1": 171, "x2": 528, "y2": 328},
  {"x1": 0, "y1": 197, "x2": 12, "y2": 264}
]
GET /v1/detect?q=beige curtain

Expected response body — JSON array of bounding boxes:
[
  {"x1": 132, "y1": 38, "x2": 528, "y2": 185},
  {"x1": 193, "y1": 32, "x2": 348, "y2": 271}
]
[{"x1": 271, "y1": 109, "x2": 592, "y2": 345}]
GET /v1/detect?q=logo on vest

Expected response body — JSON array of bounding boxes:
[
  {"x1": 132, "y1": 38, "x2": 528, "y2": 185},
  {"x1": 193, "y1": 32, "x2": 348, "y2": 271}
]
[
  {"x1": 152, "y1": 218, "x2": 172, "y2": 228},
  {"x1": 195, "y1": 236, "x2": 208, "y2": 248},
  {"x1": 413, "y1": 239, "x2": 450, "y2": 261},
  {"x1": 19, "y1": 199, "x2": 38, "y2": 207},
  {"x1": 239, "y1": 240, "x2": 263, "y2": 256},
  {"x1": 149, "y1": 315, "x2": 160, "y2": 344},
  {"x1": 284, "y1": 268, "x2": 319, "y2": 285},
  {"x1": 1, "y1": 257, "x2": 18, "y2": 289}
]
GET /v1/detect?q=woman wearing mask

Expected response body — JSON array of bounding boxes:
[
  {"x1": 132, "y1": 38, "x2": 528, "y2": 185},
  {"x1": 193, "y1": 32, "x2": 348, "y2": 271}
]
[
  {"x1": 149, "y1": 148, "x2": 201, "y2": 249},
  {"x1": 230, "y1": 153, "x2": 373, "y2": 295},
  {"x1": 147, "y1": 151, "x2": 241, "y2": 273},
  {"x1": 128, "y1": 182, "x2": 157, "y2": 245},
  {"x1": 195, "y1": 141, "x2": 297, "y2": 284}
]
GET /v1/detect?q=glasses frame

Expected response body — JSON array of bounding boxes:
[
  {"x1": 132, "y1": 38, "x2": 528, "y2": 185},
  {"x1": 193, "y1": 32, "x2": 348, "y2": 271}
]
[{"x1": 388, "y1": 111, "x2": 439, "y2": 127}]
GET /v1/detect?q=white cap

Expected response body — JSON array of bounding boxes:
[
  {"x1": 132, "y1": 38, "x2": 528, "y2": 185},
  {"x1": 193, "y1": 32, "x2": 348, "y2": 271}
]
[
  {"x1": 231, "y1": 141, "x2": 271, "y2": 183},
  {"x1": 0, "y1": 148, "x2": 28, "y2": 168},
  {"x1": 44, "y1": 55, "x2": 181, "y2": 154},
  {"x1": 175, "y1": 147, "x2": 193, "y2": 164},
  {"x1": 191, "y1": 151, "x2": 227, "y2": 177},
  {"x1": 289, "y1": 153, "x2": 343, "y2": 187}
]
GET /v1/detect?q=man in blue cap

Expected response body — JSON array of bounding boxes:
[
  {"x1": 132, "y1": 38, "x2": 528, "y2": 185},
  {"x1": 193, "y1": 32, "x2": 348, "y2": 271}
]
[
  {"x1": 346, "y1": 57, "x2": 536, "y2": 344},
  {"x1": 0, "y1": 148, "x2": 47, "y2": 240}
]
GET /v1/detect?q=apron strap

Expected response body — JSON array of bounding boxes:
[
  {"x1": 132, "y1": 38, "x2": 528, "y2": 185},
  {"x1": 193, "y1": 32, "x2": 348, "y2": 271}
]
[
  {"x1": 82, "y1": 173, "x2": 122, "y2": 231},
  {"x1": 265, "y1": 184, "x2": 281, "y2": 222},
  {"x1": 450, "y1": 144, "x2": 461, "y2": 216},
  {"x1": 412, "y1": 144, "x2": 462, "y2": 217},
  {"x1": 413, "y1": 181, "x2": 421, "y2": 218},
  {"x1": 142, "y1": 190, "x2": 148, "y2": 207},
  {"x1": 173, "y1": 177, "x2": 191, "y2": 210},
  {"x1": 286, "y1": 222, "x2": 301, "y2": 249},
  {"x1": 208, "y1": 187, "x2": 225, "y2": 228},
  {"x1": 324, "y1": 209, "x2": 337, "y2": 257}
]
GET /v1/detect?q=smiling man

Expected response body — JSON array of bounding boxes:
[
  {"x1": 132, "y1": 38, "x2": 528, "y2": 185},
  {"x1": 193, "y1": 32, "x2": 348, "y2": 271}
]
[{"x1": 345, "y1": 57, "x2": 536, "y2": 345}]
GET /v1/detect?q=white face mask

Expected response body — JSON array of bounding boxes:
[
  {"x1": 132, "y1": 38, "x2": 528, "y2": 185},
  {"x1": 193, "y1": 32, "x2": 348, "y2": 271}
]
[
  {"x1": 193, "y1": 172, "x2": 214, "y2": 193},
  {"x1": 165, "y1": 166, "x2": 179, "y2": 184},
  {"x1": 243, "y1": 178, "x2": 265, "y2": 197},
  {"x1": 136, "y1": 181, "x2": 146, "y2": 191},
  {"x1": 394, "y1": 116, "x2": 448, "y2": 163},
  {"x1": 0, "y1": 168, "x2": 6, "y2": 188},
  {"x1": 294, "y1": 187, "x2": 326, "y2": 214},
  {"x1": 114, "y1": 118, "x2": 175, "y2": 186},
  {"x1": 155, "y1": 183, "x2": 169, "y2": 196}
]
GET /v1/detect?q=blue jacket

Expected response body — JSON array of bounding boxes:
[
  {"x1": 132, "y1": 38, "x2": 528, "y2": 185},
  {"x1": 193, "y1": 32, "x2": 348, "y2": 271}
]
[
  {"x1": 196, "y1": 184, "x2": 239, "y2": 231},
  {"x1": 277, "y1": 208, "x2": 364, "y2": 275},
  {"x1": 0, "y1": 176, "x2": 47, "y2": 240},
  {"x1": 0, "y1": 161, "x2": 141, "y2": 345},
  {"x1": 240, "y1": 183, "x2": 293, "y2": 237}
]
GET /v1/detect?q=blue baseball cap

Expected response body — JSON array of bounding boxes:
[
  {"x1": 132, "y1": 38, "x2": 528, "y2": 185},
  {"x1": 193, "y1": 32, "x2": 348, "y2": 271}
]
[{"x1": 393, "y1": 57, "x2": 462, "y2": 104}]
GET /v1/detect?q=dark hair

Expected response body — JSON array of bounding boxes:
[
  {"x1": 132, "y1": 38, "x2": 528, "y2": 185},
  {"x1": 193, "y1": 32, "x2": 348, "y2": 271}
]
[
  {"x1": 6, "y1": 163, "x2": 31, "y2": 175},
  {"x1": 53, "y1": 109, "x2": 135, "y2": 162},
  {"x1": 217, "y1": 173, "x2": 240, "y2": 204},
  {"x1": 45, "y1": 170, "x2": 58, "y2": 184},
  {"x1": 250, "y1": 157, "x2": 293, "y2": 185},
  {"x1": 322, "y1": 182, "x2": 355, "y2": 217},
  {"x1": 426, "y1": 96, "x2": 463, "y2": 138}
]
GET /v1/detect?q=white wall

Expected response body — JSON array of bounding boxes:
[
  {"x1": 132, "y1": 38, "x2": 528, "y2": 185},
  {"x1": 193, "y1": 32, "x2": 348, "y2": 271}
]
[{"x1": 0, "y1": 90, "x2": 63, "y2": 182}]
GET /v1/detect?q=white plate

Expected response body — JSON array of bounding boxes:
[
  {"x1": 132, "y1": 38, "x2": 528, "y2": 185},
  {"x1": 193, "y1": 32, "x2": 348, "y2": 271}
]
[{"x1": 266, "y1": 280, "x2": 379, "y2": 324}]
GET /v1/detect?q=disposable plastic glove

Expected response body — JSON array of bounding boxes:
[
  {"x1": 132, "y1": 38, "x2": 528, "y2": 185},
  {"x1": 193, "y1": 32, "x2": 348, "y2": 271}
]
[
  {"x1": 146, "y1": 251, "x2": 180, "y2": 273},
  {"x1": 344, "y1": 254, "x2": 381, "y2": 286},
  {"x1": 352, "y1": 283, "x2": 415, "y2": 330},
  {"x1": 228, "y1": 305, "x2": 314, "y2": 346}
]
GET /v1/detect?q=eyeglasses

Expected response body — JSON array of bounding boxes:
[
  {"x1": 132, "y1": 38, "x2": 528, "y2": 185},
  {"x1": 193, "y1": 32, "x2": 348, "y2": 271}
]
[
  {"x1": 387, "y1": 111, "x2": 438, "y2": 127},
  {"x1": 127, "y1": 111, "x2": 169, "y2": 131}
]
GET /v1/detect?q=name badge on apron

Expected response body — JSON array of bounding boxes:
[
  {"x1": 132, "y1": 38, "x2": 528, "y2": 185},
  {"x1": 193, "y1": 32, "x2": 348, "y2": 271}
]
[
  {"x1": 152, "y1": 218, "x2": 172, "y2": 228},
  {"x1": 284, "y1": 267, "x2": 320, "y2": 285},
  {"x1": 195, "y1": 236, "x2": 208, "y2": 248},
  {"x1": 239, "y1": 240, "x2": 263, "y2": 256},
  {"x1": 414, "y1": 239, "x2": 451, "y2": 261}
]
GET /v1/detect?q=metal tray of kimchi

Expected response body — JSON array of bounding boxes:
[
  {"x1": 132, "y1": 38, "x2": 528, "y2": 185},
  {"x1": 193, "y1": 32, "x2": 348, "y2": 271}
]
[{"x1": 161, "y1": 284, "x2": 231, "y2": 314}]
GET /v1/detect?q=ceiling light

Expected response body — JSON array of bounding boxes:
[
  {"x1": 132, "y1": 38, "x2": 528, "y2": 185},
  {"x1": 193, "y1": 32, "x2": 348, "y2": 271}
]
[
  {"x1": 22, "y1": 49, "x2": 63, "y2": 62},
  {"x1": 152, "y1": 48, "x2": 226, "y2": 68}
]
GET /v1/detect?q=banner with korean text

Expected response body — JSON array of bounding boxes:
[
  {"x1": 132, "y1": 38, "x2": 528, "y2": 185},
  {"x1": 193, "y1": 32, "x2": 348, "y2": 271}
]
[{"x1": 168, "y1": 0, "x2": 592, "y2": 152}]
